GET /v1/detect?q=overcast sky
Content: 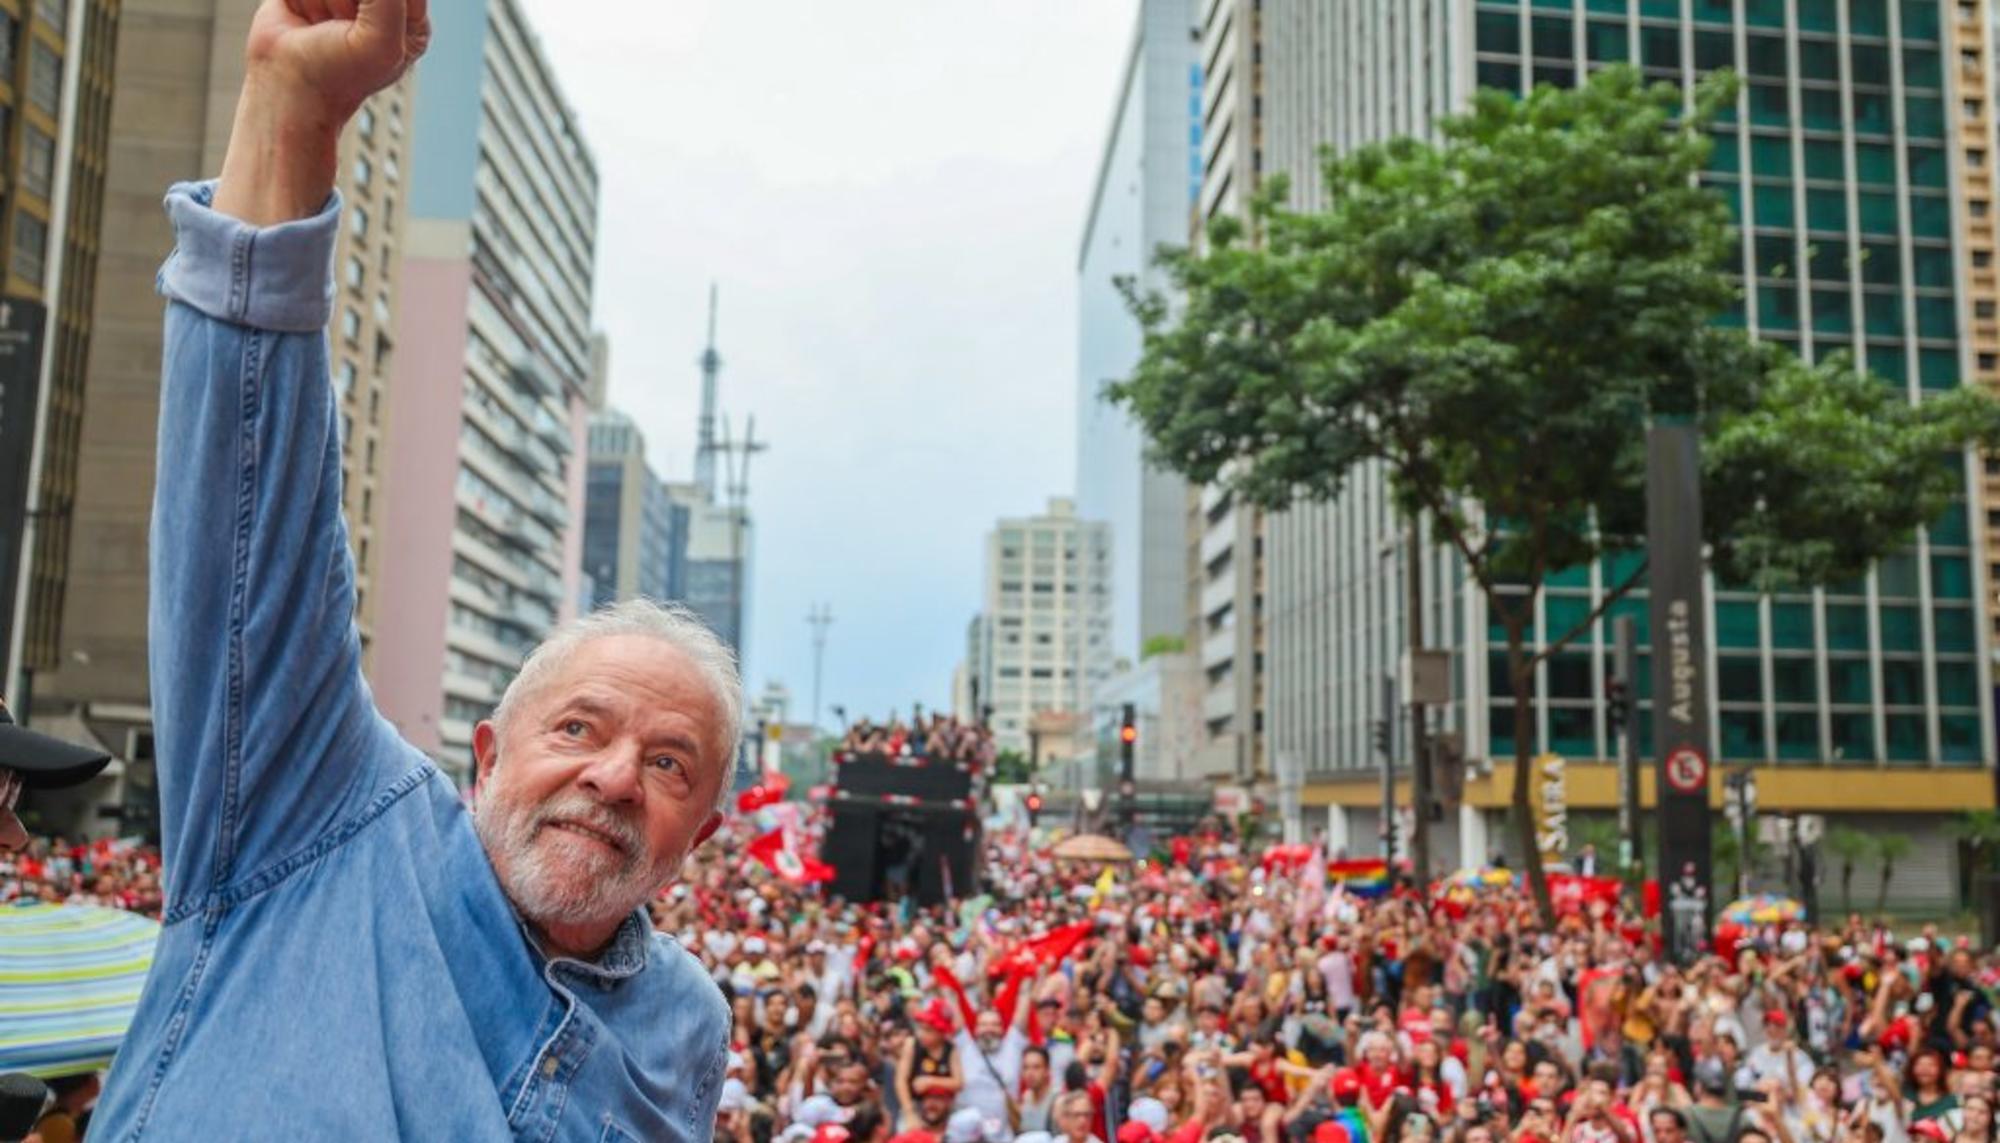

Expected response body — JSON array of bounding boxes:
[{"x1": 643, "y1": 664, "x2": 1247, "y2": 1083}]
[{"x1": 517, "y1": 0, "x2": 1140, "y2": 726}]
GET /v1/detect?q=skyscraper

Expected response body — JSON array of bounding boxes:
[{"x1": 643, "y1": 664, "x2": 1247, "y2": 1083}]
[
  {"x1": 15, "y1": 0, "x2": 410, "y2": 828},
  {"x1": 969, "y1": 497, "x2": 1113, "y2": 755},
  {"x1": 1259, "y1": 0, "x2": 1992, "y2": 908},
  {"x1": 1076, "y1": 0, "x2": 1200, "y2": 678},
  {"x1": 583, "y1": 409, "x2": 685, "y2": 611},
  {"x1": 371, "y1": 0, "x2": 598, "y2": 780},
  {"x1": 1186, "y1": 0, "x2": 1265, "y2": 784}
]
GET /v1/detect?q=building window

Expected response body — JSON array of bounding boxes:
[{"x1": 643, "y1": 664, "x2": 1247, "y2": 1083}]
[
  {"x1": 28, "y1": 41, "x2": 59, "y2": 116},
  {"x1": 336, "y1": 358, "x2": 357, "y2": 396},
  {"x1": 345, "y1": 255, "x2": 365, "y2": 292},
  {"x1": 385, "y1": 153, "x2": 400, "y2": 184},
  {"x1": 353, "y1": 155, "x2": 372, "y2": 189},
  {"x1": 342, "y1": 307, "x2": 361, "y2": 345},
  {"x1": 358, "y1": 105, "x2": 377, "y2": 139},
  {"x1": 10, "y1": 213, "x2": 47, "y2": 287},
  {"x1": 351, "y1": 205, "x2": 370, "y2": 241},
  {"x1": 34, "y1": 0, "x2": 65, "y2": 29},
  {"x1": 0, "y1": 13, "x2": 16, "y2": 80},
  {"x1": 21, "y1": 126, "x2": 52, "y2": 200}
]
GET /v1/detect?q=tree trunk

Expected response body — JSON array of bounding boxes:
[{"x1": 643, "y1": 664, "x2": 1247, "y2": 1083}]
[
  {"x1": 1841, "y1": 861, "x2": 1853, "y2": 915},
  {"x1": 1507, "y1": 630, "x2": 1556, "y2": 927},
  {"x1": 1876, "y1": 860, "x2": 1894, "y2": 916}
]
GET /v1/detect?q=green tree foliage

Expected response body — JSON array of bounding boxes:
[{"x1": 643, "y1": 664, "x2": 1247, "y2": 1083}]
[
  {"x1": 1874, "y1": 832, "x2": 1913, "y2": 915},
  {"x1": 1823, "y1": 826, "x2": 1872, "y2": 917},
  {"x1": 1141, "y1": 634, "x2": 1187, "y2": 660},
  {"x1": 1111, "y1": 67, "x2": 2000, "y2": 924}
]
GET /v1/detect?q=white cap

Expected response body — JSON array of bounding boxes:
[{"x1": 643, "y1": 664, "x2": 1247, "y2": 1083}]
[
  {"x1": 745, "y1": 936, "x2": 768, "y2": 955},
  {"x1": 1015, "y1": 1133, "x2": 1055, "y2": 1143},
  {"x1": 946, "y1": 1108, "x2": 988, "y2": 1143},
  {"x1": 808, "y1": 939, "x2": 828, "y2": 953},
  {"x1": 719, "y1": 1079, "x2": 749, "y2": 1113},
  {"x1": 1910, "y1": 937, "x2": 1932, "y2": 952},
  {"x1": 726, "y1": 1051, "x2": 748, "y2": 1075},
  {"x1": 1129, "y1": 1098, "x2": 1170, "y2": 1132}
]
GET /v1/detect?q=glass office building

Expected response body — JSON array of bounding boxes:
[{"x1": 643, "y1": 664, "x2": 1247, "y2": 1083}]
[{"x1": 1260, "y1": 0, "x2": 1993, "y2": 893}]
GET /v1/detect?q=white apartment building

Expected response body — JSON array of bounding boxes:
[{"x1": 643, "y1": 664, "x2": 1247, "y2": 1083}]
[{"x1": 972, "y1": 498, "x2": 1114, "y2": 755}]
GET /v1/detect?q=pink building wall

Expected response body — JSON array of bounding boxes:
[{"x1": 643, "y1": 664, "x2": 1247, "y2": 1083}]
[{"x1": 368, "y1": 255, "x2": 473, "y2": 757}]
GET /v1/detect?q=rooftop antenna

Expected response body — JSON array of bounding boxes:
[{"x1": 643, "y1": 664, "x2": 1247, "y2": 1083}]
[{"x1": 694, "y1": 284, "x2": 722, "y2": 500}]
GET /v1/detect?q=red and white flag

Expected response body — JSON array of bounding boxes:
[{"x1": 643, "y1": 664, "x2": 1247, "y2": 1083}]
[{"x1": 746, "y1": 828, "x2": 834, "y2": 885}]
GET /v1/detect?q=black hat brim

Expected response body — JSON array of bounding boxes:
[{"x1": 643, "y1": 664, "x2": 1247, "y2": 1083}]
[{"x1": 0, "y1": 723, "x2": 114, "y2": 789}]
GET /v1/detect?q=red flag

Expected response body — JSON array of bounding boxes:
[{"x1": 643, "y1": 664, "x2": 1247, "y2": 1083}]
[
  {"x1": 988, "y1": 922, "x2": 1094, "y2": 980},
  {"x1": 933, "y1": 962, "x2": 981, "y2": 1030},
  {"x1": 746, "y1": 829, "x2": 835, "y2": 885}
]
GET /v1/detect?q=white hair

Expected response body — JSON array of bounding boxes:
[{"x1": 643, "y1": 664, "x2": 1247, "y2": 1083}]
[{"x1": 492, "y1": 598, "x2": 743, "y2": 813}]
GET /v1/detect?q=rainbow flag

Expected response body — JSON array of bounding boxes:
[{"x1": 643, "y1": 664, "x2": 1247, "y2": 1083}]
[{"x1": 1327, "y1": 858, "x2": 1391, "y2": 899}]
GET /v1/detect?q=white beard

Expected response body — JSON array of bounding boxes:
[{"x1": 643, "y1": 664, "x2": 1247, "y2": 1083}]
[{"x1": 473, "y1": 789, "x2": 676, "y2": 931}]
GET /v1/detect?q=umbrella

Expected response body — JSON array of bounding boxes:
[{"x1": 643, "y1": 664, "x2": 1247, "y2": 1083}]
[
  {"x1": 1443, "y1": 867, "x2": 1516, "y2": 893},
  {"x1": 1721, "y1": 893, "x2": 1806, "y2": 925},
  {"x1": 1051, "y1": 834, "x2": 1134, "y2": 863},
  {"x1": 0, "y1": 901, "x2": 160, "y2": 1078}
]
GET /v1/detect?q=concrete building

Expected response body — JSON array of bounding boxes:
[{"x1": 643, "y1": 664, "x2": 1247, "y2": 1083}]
[
  {"x1": 16, "y1": 0, "x2": 412, "y2": 837},
  {"x1": 583, "y1": 409, "x2": 684, "y2": 611},
  {"x1": 669, "y1": 481, "x2": 750, "y2": 657},
  {"x1": 1184, "y1": 0, "x2": 1266, "y2": 788},
  {"x1": 1258, "y1": 0, "x2": 1995, "y2": 910},
  {"x1": 1075, "y1": 0, "x2": 1200, "y2": 683},
  {"x1": 969, "y1": 497, "x2": 1114, "y2": 755},
  {"x1": 1088, "y1": 650, "x2": 1202, "y2": 786},
  {"x1": 372, "y1": 0, "x2": 598, "y2": 780},
  {"x1": 6, "y1": 0, "x2": 122, "y2": 698}
]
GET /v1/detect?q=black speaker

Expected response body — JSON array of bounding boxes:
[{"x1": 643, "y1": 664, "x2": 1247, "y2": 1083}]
[
  {"x1": 832, "y1": 751, "x2": 973, "y2": 802},
  {"x1": 819, "y1": 803, "x2": 981, "y2": 907}
]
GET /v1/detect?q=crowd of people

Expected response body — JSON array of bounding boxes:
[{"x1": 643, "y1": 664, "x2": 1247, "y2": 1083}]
[
  {"x1": 840, "y1": 714, "x2": 999, "y2": 769},
  {"x1": 10, "y1": 797, "x2": 2000, "y2": 1143},
  {"x1": 0, "y1": 834, "x2": 163, "y2": 917},
  {"x1": 659, "y1": 805, "x2": 2000, "y2": 1143}
]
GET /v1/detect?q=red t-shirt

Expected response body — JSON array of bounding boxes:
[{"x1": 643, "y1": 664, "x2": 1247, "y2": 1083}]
[
  {"x1": 1357, "y1": 1063, "x2": 1408, "y2": 1107},
  {"x1": 1250, "y1": 1058, "x2": 1289, "y2": 1104}
]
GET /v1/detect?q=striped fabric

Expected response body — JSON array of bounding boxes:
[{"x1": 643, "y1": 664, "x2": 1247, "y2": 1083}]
[{"x1": 0, "y1": 900, "x2": 159, "y2": 1079}]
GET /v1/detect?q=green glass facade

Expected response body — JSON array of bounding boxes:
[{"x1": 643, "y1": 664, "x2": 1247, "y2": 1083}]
[{"x1": 1468, "y1": 0, "x2": 1987, "y2": 767}]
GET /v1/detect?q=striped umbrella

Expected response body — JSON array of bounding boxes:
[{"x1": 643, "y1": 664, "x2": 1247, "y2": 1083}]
[{"x1": 0, "y1": 900, "x2": 160, "y2": 1078}]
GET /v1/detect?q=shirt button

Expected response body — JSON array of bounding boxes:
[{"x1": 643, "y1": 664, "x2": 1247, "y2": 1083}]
[{"x1": 543, "y1": 1056, "x2": 560, "y2": 1078}]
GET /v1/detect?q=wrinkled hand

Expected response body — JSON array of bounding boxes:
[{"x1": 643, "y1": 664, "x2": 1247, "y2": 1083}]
[
  {"x1": 248, "y1": 0, "x2": 429, "y2": 120},
  {"x1": 217, "y1": 0, "x2": 429, "y2": 224}
]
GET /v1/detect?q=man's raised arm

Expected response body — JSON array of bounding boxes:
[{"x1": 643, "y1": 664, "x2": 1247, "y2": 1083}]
[{"x1": 148, "y1": 0, "x2": 429, "y2": 916}]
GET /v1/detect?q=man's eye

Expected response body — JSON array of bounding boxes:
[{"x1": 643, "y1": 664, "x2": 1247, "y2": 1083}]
[
  {"x1": 562, "y1": 720, "x2": 588, "y2": 737},
  {"x1": 651, "y1": 756, "x2": 684, "y2": 774}
]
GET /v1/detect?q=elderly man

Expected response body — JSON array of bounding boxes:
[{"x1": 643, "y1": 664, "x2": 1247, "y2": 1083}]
[{"x1": 88, "y1": 1, "x2": 735, "y2": 1137}]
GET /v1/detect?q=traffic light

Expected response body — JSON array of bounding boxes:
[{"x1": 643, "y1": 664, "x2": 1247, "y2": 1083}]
[
  {"x1": 1372, "y1": 719, "x2": 1390, "y2": 755},
  {"x1": 1606, "y1": 677, "x2": 1632, "y2": 733},
  {"x1": 1119, "y1": 724, "x2": 1137, "y2": 747},
  {"x1": 1025, "y1": 792, "x2": 1043, "y2": 827}
]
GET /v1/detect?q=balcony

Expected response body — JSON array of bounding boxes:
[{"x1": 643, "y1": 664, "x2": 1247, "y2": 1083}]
[
  {"x1": 1200, "y1": 572, "x2": 1236, "y2": 621},
  {"x1": 1202, "y1": 623, "x2": 1236, "y2": 670},
  {"x1": 1202, "y1": 684, "x2": 1236, "y2": 724}
]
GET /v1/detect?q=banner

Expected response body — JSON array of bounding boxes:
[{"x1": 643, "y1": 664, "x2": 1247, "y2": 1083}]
[
  {"x1": 1528, "y1": 754, "x2": 1568, "y2": 865},
  {"x1": 1647, "y1": 423, "x2": 1714, "y2": 964}
]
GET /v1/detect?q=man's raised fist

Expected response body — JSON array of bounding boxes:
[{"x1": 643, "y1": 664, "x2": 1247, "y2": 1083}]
[{"x1": 246, "y1": 0, "x2": 430, "y2": 122}]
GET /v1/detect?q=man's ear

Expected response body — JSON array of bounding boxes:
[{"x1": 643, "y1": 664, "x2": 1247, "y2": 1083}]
[
  {"x1": 472, "y1": 719, "x2": 501, "y2": 795},
  {"x1": 695, "y1": 811, "x2": 724, "y2": 847}
]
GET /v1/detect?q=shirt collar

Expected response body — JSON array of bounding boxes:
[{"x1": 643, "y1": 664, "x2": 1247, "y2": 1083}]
[{"x1": 527, "y1": 908, "x2": 654, "y2": 984}]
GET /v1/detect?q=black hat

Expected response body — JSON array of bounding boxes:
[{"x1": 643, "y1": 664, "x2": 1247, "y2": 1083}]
[{"x1": 0, "y1": 700, "x2": 112, "y2": 790}]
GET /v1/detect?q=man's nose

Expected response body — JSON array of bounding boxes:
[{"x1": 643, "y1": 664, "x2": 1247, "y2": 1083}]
[{"x1": 575, "y1": 742, "x2": 643, "y2": 805}]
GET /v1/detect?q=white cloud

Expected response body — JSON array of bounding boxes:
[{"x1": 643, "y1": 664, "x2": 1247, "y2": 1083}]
[{"x1": 518, "y1": 0, "x2": 1139, "y2": 720}]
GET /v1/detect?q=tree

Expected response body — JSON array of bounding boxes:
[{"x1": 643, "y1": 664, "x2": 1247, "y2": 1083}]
[
  {"x1": 991, "y1": 749, "x2": 1033, "y2": 786},
  {"x1": 1140, "y1": 634, "x2": 1187, "y2": 660},
  {"x1": 1874, "y1": 832, "x2": 1913, "y2": 916},
  {"x1": 1824, "y1": 826, "x2": 1871, "y2": 917},
  {"x1": 1110, "y1": 66, "x2": 2000, "y2": 925}
]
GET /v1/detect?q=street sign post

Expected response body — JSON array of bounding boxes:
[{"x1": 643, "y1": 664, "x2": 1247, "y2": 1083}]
[{"x1": 1647, "y1": 422, "x2": 1715, "y2": 963}]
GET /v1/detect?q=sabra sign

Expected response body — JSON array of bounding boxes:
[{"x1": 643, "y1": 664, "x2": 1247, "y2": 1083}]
[{"x1": 1532, "y1": 754, "x2": 1567, "y2": 864}]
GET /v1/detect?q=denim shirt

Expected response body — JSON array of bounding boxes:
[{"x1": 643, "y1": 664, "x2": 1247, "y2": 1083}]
[{"x1": 88, "y1": 182, "x2": 730, "y2": 1141}]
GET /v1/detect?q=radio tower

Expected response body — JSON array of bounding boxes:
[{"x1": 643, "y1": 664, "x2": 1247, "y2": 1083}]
[
  {"x1": 693, "y1": 284, "x2": 722, "y2": 501},
  {"x1": 807, "y1": 604, "x2": 835, "y2": 731}
]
